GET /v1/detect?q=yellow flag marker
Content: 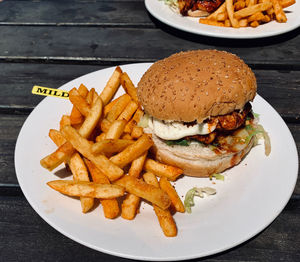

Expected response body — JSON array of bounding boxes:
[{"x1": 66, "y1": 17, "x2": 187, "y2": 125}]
[{"x1": 32, "y1": 85, "x2": 69, "y2": 99}]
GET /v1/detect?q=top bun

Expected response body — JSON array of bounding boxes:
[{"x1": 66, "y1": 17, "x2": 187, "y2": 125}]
[{"x1": 137, "y1": 50, "x2": 257, "y2": 123}]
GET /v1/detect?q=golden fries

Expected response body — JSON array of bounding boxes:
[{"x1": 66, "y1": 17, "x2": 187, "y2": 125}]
[
  {"x1": 159, "y1": 177, "x2": 185, "y2": 213},
  {"x1": 115, "y1": 176, "x2": 171, "y2": 210},
  {"x1": 61, "y1": 125, "x2": 124, "y2": 181},
  {"x1": 84, "y1": 159, "x2": 120, "y2": 219},
  {"x1": 110, "y1": 134, "x2": 153, "y2": 168},
  {"x1": 105, "y1": 119, "x2": 127, "y2": 139},
  {"x1": 144, "y1": 159, "x2": 183, "y2": 181},
  {"x1": 69, "y1": 153, "x2": 94, "y2": 213},
  {"x1": 120, "y1": 72, "x2": 139, "y2": 105},
  {"x1": 47, "y1": 180, "x2": 125, "y2": 198},
  {"x1": 92, "y1": 139, "x2": 134, "y2": 155},
  {"x1": 99, "y1": 66, "x2": 122, "y2": 105},
  {"x1": 143, "y1": 172, "x2": 177, "y2": 237},
  {"x1": 40, "y1": 141, "x2": 75, "y2": 171},
  {"x1": 121, "y1": 152, "x2": 147, "y2": 220},
  {"x1": 41, "y1": 67, "x2": 186, "y2": 237},
  {"x1": 106, "y1": 94, "x2": 131, "y2": 122},
  {"x1": 69, "y1": 88, "x2": 90, "y2": 117},
  {"x1": 199, "y1": 0, "x2": 294, "y2": 28}
]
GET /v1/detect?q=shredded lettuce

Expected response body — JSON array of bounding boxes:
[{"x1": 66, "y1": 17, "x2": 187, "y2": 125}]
[
  {"x1": 137, "y1": 114, "x2": 148, "y2": 128},
  {"x1": 159, "y1": 0, "x2": 178, "y2": 8},
  {"x1": 184, "y1": 187, "x2": 216, "y2": 213},
  {"x1": 165, "y1": 139, "x2": 190, "y2": 146},
  {"x1": 212, "y1": 173, "x2": 224, "y2": 181},
  {"x1": 245, "y1": 121, "x2": 271, "y2": 156}
]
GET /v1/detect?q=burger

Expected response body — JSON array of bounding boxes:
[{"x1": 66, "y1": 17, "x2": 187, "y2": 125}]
[{"x1": 137, "y1": 50, "x2": 269, "y2": 177}]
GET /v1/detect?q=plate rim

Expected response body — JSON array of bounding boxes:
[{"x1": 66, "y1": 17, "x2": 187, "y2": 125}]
[{"x1": 145, "y1": 0, "x2": 300, "y2": 39}]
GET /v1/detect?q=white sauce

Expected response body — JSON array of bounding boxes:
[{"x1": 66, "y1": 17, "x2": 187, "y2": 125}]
[{"x1": 148, "y1": 117, "x2": 217, "y2": 140}]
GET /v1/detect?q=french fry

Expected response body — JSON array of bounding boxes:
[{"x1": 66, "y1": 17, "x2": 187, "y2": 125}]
[
  {"x1": 59, "y1": 115, "x2": 71, "y2": 131},
  {"x1": 120, "y1": 72, "x2": 139, "y2": 105},
  {"x1": 47, "y1": 180, "x2": 125, "y2": 198},
  {"x1": 110, "y1": 134, "x2": 153, "y2": 168},
  {"x1": 239, "y1": 18, "x2": 248, "y2": 27},
  {"x1": 86, "y1": 88, "x2": 95, "y2": 105},
  {"x1": 271, "y1": 0, "x2": 287, "y2": 22},
  {"x1": 234, "y1": 2, "x2": 273, "y2": 19},
  {"x1": 143, "y1": 172, "x2": 177, "y2": 237},
  {"x1": 280, "y1": 0, "x2": 295, "y2": 8},
  {"x1": 121, "y1": 133, "x2": 133, "y2": 140},
  {"x1": 100, "y1": 118, "x2": 111, "y2": 133},
  {"x1": 103, "y1": 93, "x2": 127, "y2": 116},
  {"x1": 92, "y1": 139, "x2": 134, "y2": 155},
  {"x1": 70, "y1": 106, "x2": 84, "y2": 126},
  {"x1": 70, "y1": 84, "x2": 88, "y2": 125},
  {"x1": 84, "y1": 159, "x2": 120, "y2": 219},
  {"x1": 120, "y1": 152, "x2": 148, "y2": 220},
  {"x1": 105, "y1": 119, "x2": 127, "y2": 140},
  {"x1": 121, "y1": 193, "x2": 140, "y2": 220},
  {"x1": 250, "y1": 20, "x2": 260, "y2": 27},
  {"x1": 262, "y1": 14, "x2": 272, "y2": 22},
  {"x1": 199, "y1": 19, "x2": 225, "y2": 27},
  {"x1": 69, "y1": 153, "x2": 94, "y2": 213},
  {"x1": 159, "y1": 177, "x2": 185, "y2": 213},
  {"x1": 234, "y1": 0, "x2": 246, "y2": 10},
  {"x1": 77, "y1": 96, "x2": 103, "y2": 139},
  {"x1": 40, "y1": 141, "x2": 75, "y2": 171},
  {"x1": 226, "y1": 0, "x2": 240, "y2": 28},
  {"x1": 42, "y1": 97, "x2": 103, "y2": 171},
  {"x1": 49, "y1": 129, "x2": 66, "y2": 147},
  {"x1": 207, "y1": 2, "x2": 226, "y2": 19},
  {"x1": 69, "y1": 88, "x2": 90, "y2": 117},
  {"x1": 131, "y1": 126, "x2": 144, "y2": 139},
  {"x1": 106, "y1": 94, "x2": 131, "y2": 123},
  {"x1": 247, "y1": 11, "x2": 265, "y2": 22},
  {"x1": 248, "y1": 0, "x2": 257, "y2": 6},
  {"x1": 99, "y1": 66, "x2": 122, "y2": 105},
  {"x1": 61, "y1": 125, "x2": 124, "y2": 181},
  {"x1": 143, "y1": 159, "x2": 183, "y2": 181},
  {"x1": 117, "y1": 100, "x2": 138, "y2": 121},
  {"x1": 128, "y1": 152, "x2": 147, "y2": 178},
  {"x1": 224, "y1": 19, "x2": 231, "y2": 27},
  {"x1": 124, "y1": 109, "x2": 144, "y2": 133},
  {"x1": 115, "y1": 176, "x2": 171, "y2": 210},
  {"x1": 95, "y1": 132, "x2": 107, "y2": 142},
  {"x1": 216, "y1": 12, "x2": 228, "y2": 21}
]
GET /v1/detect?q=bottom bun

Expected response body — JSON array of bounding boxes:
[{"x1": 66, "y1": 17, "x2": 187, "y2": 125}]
[{"x1": 151, "y1": 135, "x2": 255, "y2": 178}]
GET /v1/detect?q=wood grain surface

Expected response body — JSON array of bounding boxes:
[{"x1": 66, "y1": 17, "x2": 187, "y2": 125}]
[{"x1": 0, "y1": 0, "x2": 299, "y2": 261}]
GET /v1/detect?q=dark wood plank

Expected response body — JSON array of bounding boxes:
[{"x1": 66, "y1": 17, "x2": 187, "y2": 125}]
[
  {"x1": 0, "y1": 0, "x2": 151, "y2": 26},
  {"x1": 0, "y1": 63, "x2": 299, "y2": 120},
  {"x1": 0, "y1": 113, "x2": 299, "y2": 194},
  {"x1": 0, "y1": 26, "x2": 300, "y2": 67},
  {"x1": 0, "y1": 195, "x2": 299, "y2": 261}
]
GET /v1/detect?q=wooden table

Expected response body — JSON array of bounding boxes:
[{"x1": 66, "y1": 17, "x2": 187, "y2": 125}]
[{"x1": 0, "y1": 1, "x2": 299, "y2": 261}]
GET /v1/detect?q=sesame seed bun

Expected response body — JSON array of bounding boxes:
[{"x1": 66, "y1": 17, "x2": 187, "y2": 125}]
[{"x1": 137, "y1": 50, "x2": 257, "y2": 123}]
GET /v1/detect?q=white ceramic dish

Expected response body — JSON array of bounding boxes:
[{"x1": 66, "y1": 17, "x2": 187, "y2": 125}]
[
  {"x1": 15, "y1": 63, "x2": 298, "y2": 261},
  {"x1": 145, "y1": 0, "x2": 300, "y2": 39}
]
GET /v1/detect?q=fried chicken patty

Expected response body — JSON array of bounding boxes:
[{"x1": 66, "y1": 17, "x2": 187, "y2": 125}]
[
  {"x1": 178, "y1": 0, "x2": 224, "y2": 15},
  {"x1": 185, "y1": 103, "x2": 252, "y2": 144}
]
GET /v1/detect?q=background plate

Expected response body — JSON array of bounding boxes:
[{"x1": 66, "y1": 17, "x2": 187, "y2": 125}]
[
  {"x1": 15, "y1": 63, "x2": 298, "y2": 261},
  {"x1": 145, "y1": 0, "x2": 300, "y2": 39}
]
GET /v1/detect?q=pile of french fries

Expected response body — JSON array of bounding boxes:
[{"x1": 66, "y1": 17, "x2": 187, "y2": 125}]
[
  {"x1": 40, "y1": 66, "x2": 185, "y2": 237},
  {"x1": 199, "y1": 0, "x2": 295, "y2": 28}
]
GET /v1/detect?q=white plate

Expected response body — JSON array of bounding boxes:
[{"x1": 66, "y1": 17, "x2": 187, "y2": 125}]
[
  {"x1": 145, "y1": 0, "x2": 300, "y2": 39},
  {"x1": 15, "y1": 63, "x2": 298, "y2": 261}
]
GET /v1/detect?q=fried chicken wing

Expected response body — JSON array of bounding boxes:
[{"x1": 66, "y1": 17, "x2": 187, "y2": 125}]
[{"x1": 178, "y1": 0, "x2": 224, "y2": 15}]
